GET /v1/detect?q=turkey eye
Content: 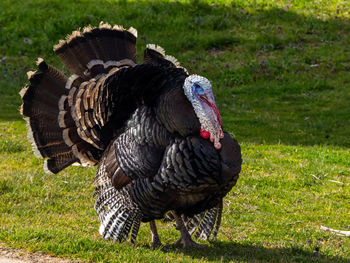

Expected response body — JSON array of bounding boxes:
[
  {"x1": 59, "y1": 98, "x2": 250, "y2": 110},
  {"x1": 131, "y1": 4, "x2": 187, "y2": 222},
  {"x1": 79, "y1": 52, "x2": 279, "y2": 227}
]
[{"x1": 193, "y1": 83, "x2": 204, "y2": 95}]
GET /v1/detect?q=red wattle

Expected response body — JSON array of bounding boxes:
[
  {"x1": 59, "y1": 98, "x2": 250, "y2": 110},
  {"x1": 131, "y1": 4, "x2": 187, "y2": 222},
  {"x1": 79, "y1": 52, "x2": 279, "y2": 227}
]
[{"x1": 200, "y1": 129, "x2": 210, "y2": 139}]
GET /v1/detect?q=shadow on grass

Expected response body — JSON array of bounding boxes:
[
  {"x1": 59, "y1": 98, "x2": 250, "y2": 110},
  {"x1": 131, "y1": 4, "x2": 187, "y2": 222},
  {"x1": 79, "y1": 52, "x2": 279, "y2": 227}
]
[
  {"x1": 1, "y1": 0, "x2": 349, "y2": 148},
  {"x1": 166, "y1": 241, "x2": 350, "y2": 263}
]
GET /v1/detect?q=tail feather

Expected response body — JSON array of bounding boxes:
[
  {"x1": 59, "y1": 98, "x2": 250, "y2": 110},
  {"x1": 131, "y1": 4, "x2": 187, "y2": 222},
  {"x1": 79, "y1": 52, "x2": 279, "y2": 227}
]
[
  {"x1": 21, "y1": 100, "x2": 60, "y2": 117},
  {"x1": 32, "y1": 130, "x2": 65, "y2": 147},
  {"x1": 36, "y1": 143, "x2": 72, "y2": 158},
  {"x1": 211, "y1": 202, "x2": 222, "y2": 239},
  {"x1": 185, "y1": 201, "x2": 223, "y2": 241},
  {"x1": 25, "y1": 59, "x2": 67, "y2": 96},
  {"x1": 54, "y1": 39, "x2": 86, "y2": 77},
  {"x1": 195, "y1": 207, "x2": 217, "y2": 240},
  {"x1": 44, "y1": 153, "x2": 77, "y2": 174},
  {"x1": 20, "y1": 59, "x2": 78, "y2": 173},
  {"x1": 54, "y1": 22, "x2": 137, "y2": 78}
]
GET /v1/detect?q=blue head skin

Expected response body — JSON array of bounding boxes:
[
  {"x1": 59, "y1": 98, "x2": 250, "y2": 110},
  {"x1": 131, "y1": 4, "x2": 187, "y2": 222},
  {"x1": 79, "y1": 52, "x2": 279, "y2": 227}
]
[{"x1": 183, "y1": 74, "x2": 224, "y2": 149}]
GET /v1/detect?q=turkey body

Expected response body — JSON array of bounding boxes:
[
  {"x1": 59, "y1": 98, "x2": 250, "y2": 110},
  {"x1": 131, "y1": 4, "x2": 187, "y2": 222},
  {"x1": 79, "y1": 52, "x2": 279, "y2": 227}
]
[
  {"x1": 98, "y1": 105, "x2": 240, "y2": 221},
  {"x1": 20, "y1": 22, "x2": 242, "y2": 247}
]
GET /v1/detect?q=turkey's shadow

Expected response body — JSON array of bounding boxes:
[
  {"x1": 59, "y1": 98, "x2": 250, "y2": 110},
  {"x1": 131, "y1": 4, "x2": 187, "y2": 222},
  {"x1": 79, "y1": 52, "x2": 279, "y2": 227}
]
[{"x1": 164, "y1": 240, "x2": 349, "y2": 263}]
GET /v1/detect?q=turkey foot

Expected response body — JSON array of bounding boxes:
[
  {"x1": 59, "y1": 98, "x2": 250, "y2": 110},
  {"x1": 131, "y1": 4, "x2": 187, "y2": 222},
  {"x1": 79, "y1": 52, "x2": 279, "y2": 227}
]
[
  {"x1": 173, "y1": 212, "x2": 207, "y2": 249},
  {"x1": 150, "y1": 220, "x2": 163, "y2": 249}
]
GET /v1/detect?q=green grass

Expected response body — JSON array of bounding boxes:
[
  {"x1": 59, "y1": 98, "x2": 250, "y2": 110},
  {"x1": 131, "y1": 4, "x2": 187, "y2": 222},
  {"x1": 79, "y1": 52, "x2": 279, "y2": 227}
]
[{"x1": 0, "y1": 0, "x2": 349, "y2": 262}]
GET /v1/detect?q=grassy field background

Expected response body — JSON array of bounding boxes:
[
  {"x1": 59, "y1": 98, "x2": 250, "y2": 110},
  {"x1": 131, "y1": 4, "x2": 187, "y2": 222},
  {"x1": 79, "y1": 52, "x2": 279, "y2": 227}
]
[{"x1": 0, "y1": 0, "x2": 349, "y2": 262}]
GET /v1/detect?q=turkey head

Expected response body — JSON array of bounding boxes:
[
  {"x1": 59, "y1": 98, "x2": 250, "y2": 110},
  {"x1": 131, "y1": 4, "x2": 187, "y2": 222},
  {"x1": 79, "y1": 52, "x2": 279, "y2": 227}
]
[{"x1": 183, "y1": 74, "x2": 224, "y2": 149}]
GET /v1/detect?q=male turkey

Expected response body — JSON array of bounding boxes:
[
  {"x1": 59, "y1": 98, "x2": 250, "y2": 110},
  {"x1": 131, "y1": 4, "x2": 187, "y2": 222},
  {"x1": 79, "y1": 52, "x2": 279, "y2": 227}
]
[{"x1": 20, "y1": 22, "x2": 242, "y2": 248}]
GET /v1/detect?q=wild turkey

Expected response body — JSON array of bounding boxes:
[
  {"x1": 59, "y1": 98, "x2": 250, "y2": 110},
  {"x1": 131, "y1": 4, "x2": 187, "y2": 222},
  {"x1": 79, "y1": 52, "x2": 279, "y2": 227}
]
[{"x1": 20, "y1": 22, "x2": 242, "y2": 248}]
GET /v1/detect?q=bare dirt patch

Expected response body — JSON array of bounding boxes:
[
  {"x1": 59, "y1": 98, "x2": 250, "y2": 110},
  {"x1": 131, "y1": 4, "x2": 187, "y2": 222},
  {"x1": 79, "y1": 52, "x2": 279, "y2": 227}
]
[{"x1": 0, "y1": 244, "x2": 79, "y2": 263}]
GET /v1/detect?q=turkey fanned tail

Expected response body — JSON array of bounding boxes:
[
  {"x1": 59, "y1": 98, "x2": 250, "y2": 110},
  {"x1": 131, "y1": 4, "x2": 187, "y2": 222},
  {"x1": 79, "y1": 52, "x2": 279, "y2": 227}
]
[{"x1": 20, "y1": 23, "x2": 140, "y2": 173}]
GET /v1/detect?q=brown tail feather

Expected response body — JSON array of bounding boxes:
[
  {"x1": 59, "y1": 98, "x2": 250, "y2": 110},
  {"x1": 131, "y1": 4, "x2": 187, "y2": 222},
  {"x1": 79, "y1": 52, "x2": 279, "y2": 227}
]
[
  {"x1": 44, "y1": 153, "x2": 78, "y2": 174},
  {"x1": 53, "y1": 22, "x2": 137, "y2": 78},
  {"x1": 20, "y1": 59, "x2": 79, "y2": 173},
  {"x1": 32, "y1": 130, "x2": 65, "y2": 146},
  {"x1": 36, "y1": 143, "x2": 72, "y2": 158}
]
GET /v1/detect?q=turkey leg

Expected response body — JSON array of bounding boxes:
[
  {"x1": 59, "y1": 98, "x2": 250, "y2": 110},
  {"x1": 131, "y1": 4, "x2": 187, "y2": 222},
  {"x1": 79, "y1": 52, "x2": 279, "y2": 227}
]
[
  {"x1": 150, "y1": 220, "x2": 162, "y2": 249},
  {"x1": 173, "y1": 212, "x2": 206, "y2": 248}
]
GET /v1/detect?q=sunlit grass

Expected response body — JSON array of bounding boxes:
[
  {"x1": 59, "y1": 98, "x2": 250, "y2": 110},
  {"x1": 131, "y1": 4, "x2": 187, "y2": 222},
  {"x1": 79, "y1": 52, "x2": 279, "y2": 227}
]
[{"x1": 0, "y1": 0, "x2": 349, "y2": 262}]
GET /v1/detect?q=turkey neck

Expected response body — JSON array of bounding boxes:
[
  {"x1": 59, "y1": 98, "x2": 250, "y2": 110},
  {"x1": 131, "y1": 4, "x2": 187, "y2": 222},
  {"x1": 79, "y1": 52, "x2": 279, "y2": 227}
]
[{"x1": 156, "y1": 85, "x2": 201, "y2": 137}]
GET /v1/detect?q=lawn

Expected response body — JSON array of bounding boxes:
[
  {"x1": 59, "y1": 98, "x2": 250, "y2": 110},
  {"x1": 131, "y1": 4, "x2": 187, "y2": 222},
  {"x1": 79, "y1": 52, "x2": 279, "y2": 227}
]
[{"x1": 0, "y1": 0, "x2": 349, "y2": 262}]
